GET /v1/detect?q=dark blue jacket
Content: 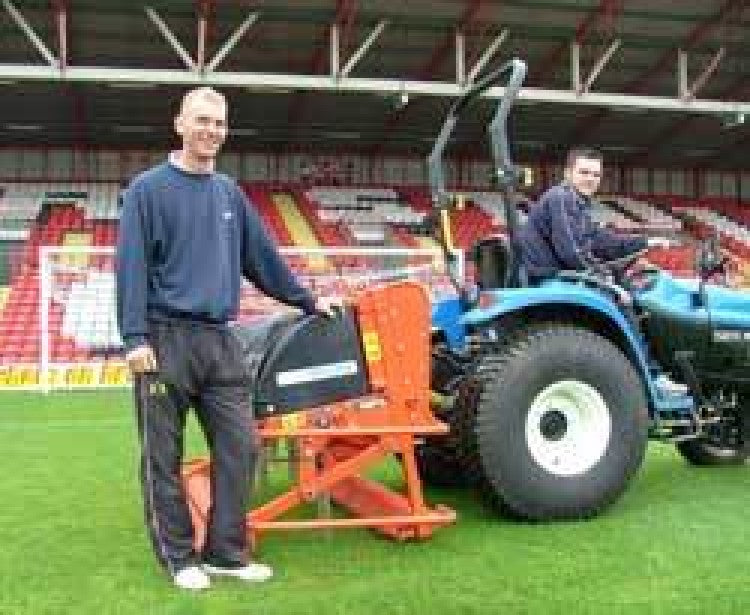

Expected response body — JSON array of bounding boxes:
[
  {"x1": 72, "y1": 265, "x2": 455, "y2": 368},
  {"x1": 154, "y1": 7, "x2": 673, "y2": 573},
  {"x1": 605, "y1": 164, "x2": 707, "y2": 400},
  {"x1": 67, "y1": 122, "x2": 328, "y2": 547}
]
[
  {"x1": 517, "y1": 183, "x2": 647, "y2": 280},
  {"x1": 116, "y1": 161, "x2": 315, "y2": 352}
]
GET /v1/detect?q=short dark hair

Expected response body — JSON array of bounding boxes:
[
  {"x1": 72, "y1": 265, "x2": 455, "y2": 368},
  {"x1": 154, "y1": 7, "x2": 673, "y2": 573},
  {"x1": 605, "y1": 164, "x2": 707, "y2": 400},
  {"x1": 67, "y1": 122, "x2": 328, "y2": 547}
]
[{"x1": 566, "y1": 147, "x2": 603, "y2": 168}]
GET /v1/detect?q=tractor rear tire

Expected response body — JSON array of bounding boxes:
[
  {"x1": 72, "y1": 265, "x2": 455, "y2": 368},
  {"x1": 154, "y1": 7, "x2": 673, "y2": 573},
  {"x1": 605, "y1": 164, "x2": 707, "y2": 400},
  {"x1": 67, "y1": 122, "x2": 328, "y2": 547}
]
[
  {"x1": 676, "y1": 409, "x2": 750, "y2": 466},
  {"x1": 464, "y1": 324, "x2": 649, "y2": 520},
  {"x1": 676, "y1": 439, "x2": 749, "y2": 466}
]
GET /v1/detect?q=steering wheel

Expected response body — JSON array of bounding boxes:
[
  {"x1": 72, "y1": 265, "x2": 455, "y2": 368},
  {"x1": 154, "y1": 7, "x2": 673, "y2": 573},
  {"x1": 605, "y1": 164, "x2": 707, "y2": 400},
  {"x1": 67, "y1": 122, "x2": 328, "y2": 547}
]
[{"x1": 585, "y1": 246, "x2": 651, "y2": 289}]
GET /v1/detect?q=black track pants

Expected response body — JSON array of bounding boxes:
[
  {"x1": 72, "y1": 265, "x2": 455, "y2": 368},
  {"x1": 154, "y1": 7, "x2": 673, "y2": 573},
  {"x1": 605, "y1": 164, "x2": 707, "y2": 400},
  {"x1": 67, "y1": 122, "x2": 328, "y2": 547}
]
[{"x1": 133, "y1": 319, "x2": 257, "y2": 574}]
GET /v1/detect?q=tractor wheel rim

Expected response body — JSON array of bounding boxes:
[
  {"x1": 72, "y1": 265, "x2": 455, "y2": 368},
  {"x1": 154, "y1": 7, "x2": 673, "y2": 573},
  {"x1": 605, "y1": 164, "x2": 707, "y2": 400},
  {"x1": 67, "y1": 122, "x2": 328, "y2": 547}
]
[{"x1": 525, "y1": 379, "x2": 612, "y2": 476}]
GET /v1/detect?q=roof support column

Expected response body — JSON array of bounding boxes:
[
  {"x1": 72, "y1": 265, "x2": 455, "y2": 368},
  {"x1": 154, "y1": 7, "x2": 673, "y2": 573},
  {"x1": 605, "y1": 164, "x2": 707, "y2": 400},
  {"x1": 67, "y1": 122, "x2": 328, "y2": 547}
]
[
  {"x1": 466, "y1": 28, "x2": 509, "y2": 85},
  {"x1": 206, "y1": 12, "x2": 259, "y2": 72},
  {"x1": 144, "y1": 6, "x2": 197, "y2": 71},
  {"x1": 339, "y1": 19, "x2": 388, "y2": 79},
  {"x1": 2, "y1": 0, "x2": 57, "y2": 67}
]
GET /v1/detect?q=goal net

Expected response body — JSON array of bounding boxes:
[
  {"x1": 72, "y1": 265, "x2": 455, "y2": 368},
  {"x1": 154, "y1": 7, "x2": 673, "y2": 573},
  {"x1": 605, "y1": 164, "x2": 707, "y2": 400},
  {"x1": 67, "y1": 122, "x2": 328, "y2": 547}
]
[{"x1": 27, "y1": 245, "x2": 459, "y2": 391}]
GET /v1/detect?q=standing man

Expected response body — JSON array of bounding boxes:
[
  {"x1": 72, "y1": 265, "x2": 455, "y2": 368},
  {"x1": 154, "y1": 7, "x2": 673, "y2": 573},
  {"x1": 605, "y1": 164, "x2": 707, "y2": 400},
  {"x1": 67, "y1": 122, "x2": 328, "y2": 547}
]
[
  {"x1": 517, "y1": 147, "x2": 664, "y2": 282},
  {"x1": 117, "y1": 87, "x2": 327, "y2": 590}
]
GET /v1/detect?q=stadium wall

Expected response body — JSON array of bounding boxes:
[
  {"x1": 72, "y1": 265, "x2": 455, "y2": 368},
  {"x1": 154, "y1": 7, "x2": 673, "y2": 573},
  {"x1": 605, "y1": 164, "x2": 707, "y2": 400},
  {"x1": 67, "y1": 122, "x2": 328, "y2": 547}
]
[{"x1": 0, "y1": 147, "x2": 748, "y2": 201}]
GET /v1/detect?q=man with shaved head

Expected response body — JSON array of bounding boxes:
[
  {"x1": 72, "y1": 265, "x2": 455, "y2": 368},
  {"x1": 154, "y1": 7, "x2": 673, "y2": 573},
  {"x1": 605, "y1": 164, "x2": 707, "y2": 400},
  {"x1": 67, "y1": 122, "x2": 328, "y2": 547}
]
[{"x1": 117, "y1": 87, "x2": 329, "y2": 590}]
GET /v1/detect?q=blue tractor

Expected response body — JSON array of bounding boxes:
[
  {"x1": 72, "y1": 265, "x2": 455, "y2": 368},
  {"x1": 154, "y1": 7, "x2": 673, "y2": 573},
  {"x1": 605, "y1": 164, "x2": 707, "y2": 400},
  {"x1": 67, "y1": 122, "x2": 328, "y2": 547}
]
[{"x1": 418, "y1": 58, "x2": 750, "y2": 520}]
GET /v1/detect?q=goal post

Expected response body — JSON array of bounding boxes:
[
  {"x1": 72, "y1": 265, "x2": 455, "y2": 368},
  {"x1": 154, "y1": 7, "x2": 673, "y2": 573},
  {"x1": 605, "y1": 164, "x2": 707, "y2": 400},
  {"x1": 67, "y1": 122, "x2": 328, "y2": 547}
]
[
  {"x1": 39, "y1": 245, "x2": 122, "y2": 393},
  {"x1": 31, "y1": 245, "x2": 461, "y2": 392}
]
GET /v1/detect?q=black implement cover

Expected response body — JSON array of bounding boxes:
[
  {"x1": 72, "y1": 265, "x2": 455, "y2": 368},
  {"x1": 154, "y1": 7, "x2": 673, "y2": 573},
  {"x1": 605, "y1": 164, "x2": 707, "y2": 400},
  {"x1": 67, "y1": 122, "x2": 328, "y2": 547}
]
[{"x1": 231, "y1": 310, "x2": 368, "y2": 417}]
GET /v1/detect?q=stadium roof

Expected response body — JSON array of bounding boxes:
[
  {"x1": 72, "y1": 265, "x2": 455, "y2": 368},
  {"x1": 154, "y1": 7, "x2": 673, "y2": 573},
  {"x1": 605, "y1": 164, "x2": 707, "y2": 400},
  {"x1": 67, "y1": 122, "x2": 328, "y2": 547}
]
[{"x1": 0, "y1": 0, "x2": 748, "y2": 168}]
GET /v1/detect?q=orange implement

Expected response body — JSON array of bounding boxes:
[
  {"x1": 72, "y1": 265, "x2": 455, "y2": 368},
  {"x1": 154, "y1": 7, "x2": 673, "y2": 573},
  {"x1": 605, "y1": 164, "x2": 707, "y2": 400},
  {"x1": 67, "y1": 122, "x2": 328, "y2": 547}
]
[{"x1": 182, "y1": 281, "x2": 456, "y2": 547}]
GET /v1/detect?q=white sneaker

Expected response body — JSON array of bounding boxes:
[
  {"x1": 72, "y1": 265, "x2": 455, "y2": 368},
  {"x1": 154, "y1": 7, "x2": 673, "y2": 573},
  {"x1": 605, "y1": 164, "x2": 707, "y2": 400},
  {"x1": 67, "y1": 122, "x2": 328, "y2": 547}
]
[
  {"x1": 173, "y1": 566, "x2": 211, "y2": 591},
  {"x1": 202, "y1": 562, "x2": 274, "y2": 583}
]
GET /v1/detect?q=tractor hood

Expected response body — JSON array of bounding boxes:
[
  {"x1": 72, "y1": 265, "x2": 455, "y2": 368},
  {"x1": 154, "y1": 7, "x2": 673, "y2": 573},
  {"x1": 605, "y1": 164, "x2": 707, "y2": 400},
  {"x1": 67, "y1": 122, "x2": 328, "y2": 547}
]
[{"x1": 635, "y1": 271, "x2": 750, "y2": 385}]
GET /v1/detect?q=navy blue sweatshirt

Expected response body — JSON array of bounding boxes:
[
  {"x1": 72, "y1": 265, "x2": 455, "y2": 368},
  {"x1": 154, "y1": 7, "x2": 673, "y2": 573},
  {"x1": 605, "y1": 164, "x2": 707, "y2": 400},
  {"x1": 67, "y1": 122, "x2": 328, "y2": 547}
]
[
  {"x1": 116, "y1": 160, "x2": 316, "y2": 351},
  {"x1": 517, "y1": 183, "x2": 647, "y2": 280}
]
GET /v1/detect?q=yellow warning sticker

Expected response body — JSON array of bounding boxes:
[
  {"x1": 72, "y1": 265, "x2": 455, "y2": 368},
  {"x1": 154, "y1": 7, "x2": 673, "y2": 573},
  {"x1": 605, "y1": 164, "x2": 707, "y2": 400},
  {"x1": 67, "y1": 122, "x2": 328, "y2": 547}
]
[
  {"x1": 281, "y1": 412, "x2": 302, "y2": 433},
  {"x1": 362, "y1": 331, "x2": 382, "y2": 362}
]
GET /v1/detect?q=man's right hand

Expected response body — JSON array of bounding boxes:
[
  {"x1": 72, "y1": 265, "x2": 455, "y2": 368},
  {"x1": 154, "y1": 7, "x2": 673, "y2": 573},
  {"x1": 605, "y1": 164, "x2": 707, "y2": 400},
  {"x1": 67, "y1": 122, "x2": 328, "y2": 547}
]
[{"x1": 125, "y1": 345, "x2": 158, "y2": 374}]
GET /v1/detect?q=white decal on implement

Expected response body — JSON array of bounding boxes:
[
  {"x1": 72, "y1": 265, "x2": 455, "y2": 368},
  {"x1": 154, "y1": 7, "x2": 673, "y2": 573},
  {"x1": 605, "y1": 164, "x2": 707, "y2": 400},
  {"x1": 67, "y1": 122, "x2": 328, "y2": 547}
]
[{"x1": 276, "y1": 360, "x2": 359, "y2": 387}]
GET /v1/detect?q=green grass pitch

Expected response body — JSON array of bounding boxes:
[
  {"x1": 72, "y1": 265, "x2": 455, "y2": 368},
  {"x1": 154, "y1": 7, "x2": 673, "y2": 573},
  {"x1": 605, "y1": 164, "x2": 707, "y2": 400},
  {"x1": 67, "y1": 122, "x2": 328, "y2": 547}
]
[{"x1": 2, "y1": 390, "x2": 750, "y2": 615}]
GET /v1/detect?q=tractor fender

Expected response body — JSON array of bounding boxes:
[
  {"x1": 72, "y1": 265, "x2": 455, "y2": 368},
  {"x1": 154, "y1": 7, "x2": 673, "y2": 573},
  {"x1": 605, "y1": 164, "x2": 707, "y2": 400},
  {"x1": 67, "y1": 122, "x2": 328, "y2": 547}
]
[
  {"x1": 431, "y1": 296, "x2": 466, "y2": 349},
  {"x1": 461, "y1": 284, "x2": 636, "y2": 332},
  {"x1": 457, "y1": 283, "x2": 668, "y2": 415}
]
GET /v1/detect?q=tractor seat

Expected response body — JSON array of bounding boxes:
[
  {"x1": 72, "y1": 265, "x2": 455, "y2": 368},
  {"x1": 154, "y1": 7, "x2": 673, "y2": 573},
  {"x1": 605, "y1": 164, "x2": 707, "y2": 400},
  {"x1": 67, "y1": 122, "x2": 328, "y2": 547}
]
[{"x1": 470, "y1": 235, "x2": 524, "y2": 289}]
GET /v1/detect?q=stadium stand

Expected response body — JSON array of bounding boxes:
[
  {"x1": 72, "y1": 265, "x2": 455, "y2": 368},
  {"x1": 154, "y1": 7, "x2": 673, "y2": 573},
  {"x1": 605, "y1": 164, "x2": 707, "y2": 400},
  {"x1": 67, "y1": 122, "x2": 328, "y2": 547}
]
[
  {"x1": 671, "y1": 200, "x2": 750, "y2": 259},
  {"x1": 0, "y1": 180, "x2": 747, "y2": 367},
  {"x1": 601, "y1": 195, "x2": 683, "y2": 232},
  {"x1": 0, "y1": 286, "x2": 9, "y2": 315},
  {"x1": 294, "y1": 189, "x2": 352, "y2": 246},
  {"x1": 241, "y1": 184, "x2": 295, "y2": 245},
  {"x1": 272, "y1": 192, "x2": 321, "y2": 248}
]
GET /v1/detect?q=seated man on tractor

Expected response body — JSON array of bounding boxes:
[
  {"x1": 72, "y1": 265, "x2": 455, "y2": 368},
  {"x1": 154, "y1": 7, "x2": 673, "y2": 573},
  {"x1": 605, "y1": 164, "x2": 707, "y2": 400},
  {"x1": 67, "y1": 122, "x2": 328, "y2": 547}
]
[{"x1": 517, "y1": 147, "x2": 664, "y2": 284}]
